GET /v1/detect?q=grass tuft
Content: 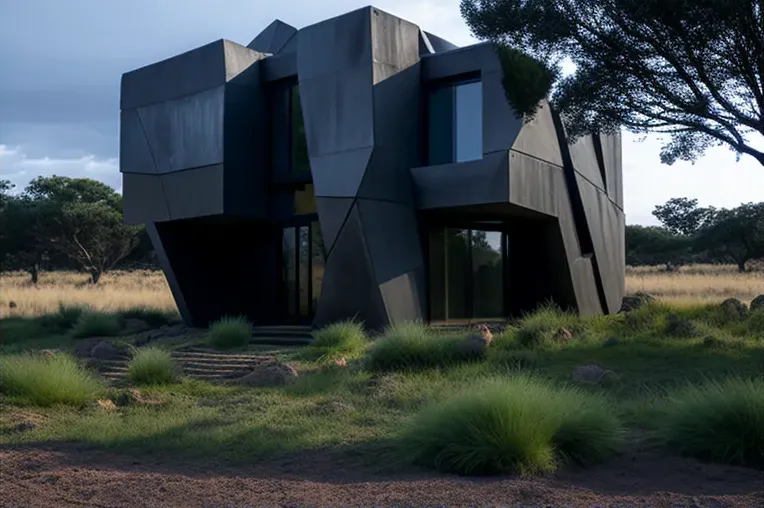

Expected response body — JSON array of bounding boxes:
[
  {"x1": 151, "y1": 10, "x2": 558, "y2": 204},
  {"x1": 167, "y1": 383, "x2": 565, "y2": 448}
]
[
  {"x1": 70, "y1": 312, "x2": 122, "y2": 339},
  {"x1": 118, "y1": 306, "x2": 178, "y2": 328},
  {"x1": 127, "y1": 347, "x2": 177, "y2": 385},
  {"x1": 309, "y1": 320, "x2": 367, "y2": 360},
  {"x1": 747, "y1": 308, "x2": 764, "y2": 335},
  {"x1": 0, "y1": 353, "x2": 103, "y2": 406},
  {"x1": 209, "y1": 316, "x2": 252, "y2": 350},
  {"x1": 661, "y1": 377, "x2": 764, "y2": 469},
  {"x1": 515, "y1": 305, "x2": 585, "y2": 348},
  {"x1": 400, "y1": 375, "x2": 622, "y2": 475}
]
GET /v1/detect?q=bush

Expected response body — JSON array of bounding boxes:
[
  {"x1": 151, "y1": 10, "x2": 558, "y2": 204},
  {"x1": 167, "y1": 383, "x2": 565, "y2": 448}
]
[
  {"x1": 366, "y1": 322, "x2": 475, "y2": 372},
  {"x1": 37, "y1": 302, "x2": 90, "y2": 333},
  {"x1": 309, "y1": 320, "x2": 366, "y2": 359},
  {"x1": 661, "y1": 377, "x2": 764, "y2": 469},
  {"x1": 127, "y1": 347, "x2": 177, "y2": 385},
  {"x1": 70, "y1": 312, "x2": 122, "y2": 339},
  {"x1": 0, "y1": 353, "x2": 103, "y2": 406},
  {"x1": 118, "y1": 307, "x2": 178, "y2": 328},
  {"x1": 400, "y1": 375, "x2": 622, "y2": 475},
  {"x1": 209, "y1": 316, "x2": 252, "y2": 350},
  {"x1": 748, "y1": 308, "x2": 764, "y2": 335},
  {"x1": 515, "y1": 306, "x2": 585, "y2": 348}
]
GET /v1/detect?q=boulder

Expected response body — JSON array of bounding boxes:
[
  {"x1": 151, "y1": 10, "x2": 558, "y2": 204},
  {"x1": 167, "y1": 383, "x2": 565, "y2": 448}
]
[
  {"x1": 90, "y1": 341, "x2": 123, "y2": 360},
  {"x1": 665, "y1": 314, "x2": 698, "y2": 338},
  {"x1": 232, "y1": 362, "x2": 298, "y2": 387},
  {"x1": 572, "y1": 364, "x2": 618, "y2": 384},
  {"x1": 619, "y1": 292, "x2": 655, "y2": 313},
  {"x1": 121, "y1": 318, "x2": 151, "y2": 336},
  {"x1": 750, "y1": 294, "x2": 764, "y2": 313},
  {"x1": 720, "y1": 298, "x2": 748, "y2": 320}
]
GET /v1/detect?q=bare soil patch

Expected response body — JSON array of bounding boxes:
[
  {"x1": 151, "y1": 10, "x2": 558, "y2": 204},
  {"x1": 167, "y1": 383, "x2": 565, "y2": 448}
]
[{"x1": 1, "y1": 444, "x2": 761, "y2": 507}]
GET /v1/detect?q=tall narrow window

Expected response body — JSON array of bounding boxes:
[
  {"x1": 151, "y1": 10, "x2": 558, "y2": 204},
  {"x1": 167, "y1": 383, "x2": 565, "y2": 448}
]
[{"x1": 426, "y1": 79, "x2": 483, "y2": 165}]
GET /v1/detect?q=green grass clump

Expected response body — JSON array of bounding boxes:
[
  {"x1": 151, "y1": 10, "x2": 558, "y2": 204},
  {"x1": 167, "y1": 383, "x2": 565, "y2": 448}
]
[
  {"x1": 0, "y1": 353, "x2": 103, "y2": 406},
  {"x1": 209, "y1": 316, "x2": 252, "y2": 350},
  {"x1": 366, "y1": 322, "x2": 477, "y2": 372},
  {"x1": 70, "y1": 312, "x2": 122, "y2": 339},
  {"x1": 118, "y1": 306, "x2": 178, "y2": 328},
  {"x1": 515, "y1": 305, "x2": 586, "y2": 348},
  {"x1": 309, "y1": 320, "x2": 367, "y2": 360},
  {"x1": 400, "y1": 375, "x2": 622, "y2": 475},
  {"x1": 661, "y1": 377, "x2": 764, "y2": 469},
  {"x1": 747, "y1": 308, "x2": 764, "y2": 335},
  {"x1": 127, "y1": 347, "x2": 177, "y2": 385}
]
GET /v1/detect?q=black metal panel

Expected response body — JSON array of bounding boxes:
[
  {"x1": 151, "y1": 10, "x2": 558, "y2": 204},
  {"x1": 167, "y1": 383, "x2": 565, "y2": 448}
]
[
  {"x1": 314, "y1": 196, "x2": 354, "y2": 257},
  {"x1": 122, "y1": 173, "x2": 169, "y2": 225}
]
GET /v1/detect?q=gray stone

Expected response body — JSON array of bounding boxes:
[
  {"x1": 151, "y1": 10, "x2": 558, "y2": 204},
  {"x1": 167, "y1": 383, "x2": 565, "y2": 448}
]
[
  {"x1": 90, "y1": 341, "x2": 123, "y2": 360},
  {"x1": 231, "y1": 362, "x2": 298, "y2": 387}
]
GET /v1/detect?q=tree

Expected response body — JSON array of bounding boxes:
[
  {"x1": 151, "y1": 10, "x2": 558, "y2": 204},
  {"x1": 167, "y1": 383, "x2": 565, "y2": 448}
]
[
  {"x1": 652, "y1": 197, "x2": 717, "y2": 236},
  {"x1": 460, "y1": 0, "x2": 764, "y2": 166},
  {"x1": 625, "y1": 225, "x2": 692, "y2": 270},
  {"x1": 694, "y1": 202, "x2": 764, "y2": 272},
  {"x1": 0, "y1": 181, "x2": 48, "y2": 283}
]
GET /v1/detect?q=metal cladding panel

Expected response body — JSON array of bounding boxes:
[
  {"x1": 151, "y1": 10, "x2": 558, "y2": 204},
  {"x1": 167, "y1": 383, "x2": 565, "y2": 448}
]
[
  {"x1": 570, "y1": 256, "x2": 604, "y2": 316},
  {"x1": 510, "y1": 101, "x2": 564, "y2": 167},
  {"x1": 122, "y1": 173, "x2": 169, "y2": 224},
  {"x1": 482, "y1": 71, "x2": 524, "y2": 155},
  {"x1": 145, "y1": 222, "x2": 191, "y2": 324},
  {"x1": 310, "y1": 146, "x2": 374, "y2": 198},
  {"x1": 599, "y1": 132, "x2": 623, "y2": 208},
  {"x1": 358, "y1": 147, "x2": 416, "y2": 205},
  {"x1": 419, "y1": 31, "x2": 435, "y2": 55},
  {"x1": 421, "y1": 42, "x2": 501, "y2": 81},
  {"x1": 121, "y1": 40, "x2": 227, "y2": 110},
  {"x1": 162, "y1": 165, "x2": 224, "y2": 220},
  {"x1": 119, "y1": 109, "x2": 157, "y2": 174},
  {"x1": 411, "y1": 152, "x2": 509, "y2": 210},
  {"x1": 312, "y1": 204, "x2": 389, "y2": 330},
  {"x1": 575, "y1": 174, "x2": 626, "y2": 314},
  {"x1": 357, "y1": 199, "x2": 423, "y2": 284},
  {"x1": 379, "y1": 267, "x2": 426, "y2": 324},
  {"x1": 247, "y1": 19, "x2": 297, "y2": 54},
  {"x1": 508, "y1": 151, "x2": 561, "y2": 217},
  {"x1": 423, "y1": 31, "x2": 458, "y2": 53},
  {"x1": 136, "y1": 86, "x2": 225, "y2": 174},
  {"x1": 261, "y1": 53, "x2": 297, "y2": 82},
  {"x1": 298, "y1": 67, "x2": 375, "y2": 157},
  {"x1": 370, "y1": 8, "x2": 420, "y2": 70},
  {"x1": 223, "y1": 82, "x2": 268, "y2": 217},
  {"x1": 296, "y1": 7, "x2": 373, "y2": 80},
  {"x1": 569, "y1": 135, "x2": 606, "y2": 191},
  {"x1": 315, "y1": 196, "x2": 355, "y2": 256}
]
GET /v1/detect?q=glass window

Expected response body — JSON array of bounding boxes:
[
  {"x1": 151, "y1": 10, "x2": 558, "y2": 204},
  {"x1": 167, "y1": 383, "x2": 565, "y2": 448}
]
[
  {"x1": 454, "y1": 82, "x2": 483, "y2": 163},
  {"x1": 446, "y1": 228, "x2": 470, "y2": 320},
  {"x1": 294, "y1": 183, "x2": 317, "y2": 215},
  {"x1": 282, "y1": 227, "x2": 296, "y2": 318},
  {"x1": 311, "y1": 221, "x2": 325, "y2": 311},
  {"x1": 471, "y1": 231, "x2": 503, "y2": 319},
  {"x1": 427, "y1": 87, "x2": 454, "y2": 166},
  {"x1": 290, "y1": 85, "x2": 310, "y2": 176}
]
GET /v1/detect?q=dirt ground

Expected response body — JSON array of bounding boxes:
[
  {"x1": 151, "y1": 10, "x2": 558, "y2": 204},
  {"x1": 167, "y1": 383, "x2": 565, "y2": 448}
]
[{"x1": 1, "y1": 444, "x2": 762, "y2": 508}]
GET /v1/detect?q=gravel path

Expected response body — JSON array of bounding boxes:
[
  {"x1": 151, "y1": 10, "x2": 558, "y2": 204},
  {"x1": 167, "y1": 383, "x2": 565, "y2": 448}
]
[{"x1": 1, "y1": 445, "x2": 762, "y2": 507}]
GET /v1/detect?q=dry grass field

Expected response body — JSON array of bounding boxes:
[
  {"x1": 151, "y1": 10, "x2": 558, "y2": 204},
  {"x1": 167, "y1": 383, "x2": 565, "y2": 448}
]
[{"x1": 1, "y1": 264, "x2": 762, "y2": 319}]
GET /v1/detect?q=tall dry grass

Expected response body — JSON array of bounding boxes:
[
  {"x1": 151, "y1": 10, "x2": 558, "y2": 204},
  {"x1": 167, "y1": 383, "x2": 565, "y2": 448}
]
[{"x1": 1, "y1": 265, "x2": 762, "y2": 319}]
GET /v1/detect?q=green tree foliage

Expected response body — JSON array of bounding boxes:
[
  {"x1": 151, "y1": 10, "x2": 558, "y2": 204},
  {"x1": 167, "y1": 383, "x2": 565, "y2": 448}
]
[
  {"x1": 625, "y1": 225, "x2": 692, "y2": 270},
  {"x1": 652, "y1": 197, "x2": 717, "y2": 236},
  {"x1": 694, "y1": 202, "x2": 764, "y2": 272},
  {"x1": 460, "y1": 0, "x2": 764, "y2": 166}
]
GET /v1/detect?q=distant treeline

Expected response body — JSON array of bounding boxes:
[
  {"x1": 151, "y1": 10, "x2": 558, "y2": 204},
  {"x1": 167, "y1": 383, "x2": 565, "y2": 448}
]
[{"x1": 1, "y1": 177, "x2": 763, "y2": 283}]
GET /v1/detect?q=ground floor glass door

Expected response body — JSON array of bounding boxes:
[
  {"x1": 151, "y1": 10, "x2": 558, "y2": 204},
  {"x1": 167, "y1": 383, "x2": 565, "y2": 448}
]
[{"x1": 281, "y1": 221, "x2": 325, "y2": 322}]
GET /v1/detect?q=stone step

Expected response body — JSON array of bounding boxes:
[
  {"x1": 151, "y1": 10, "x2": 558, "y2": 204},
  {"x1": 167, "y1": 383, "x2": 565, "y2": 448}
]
[
  {"x1": 177, "y1": 361, "x2": 261, "y2": 370},
  {"x1": 182, "y1": 366, "x2": 252, "y2": 376},
  {"x1": 249, "y1": 337, "x2": 312, "y2": 346},
  {"x1": 173, "y1": 349, "x2": 271, "y2": 360}
]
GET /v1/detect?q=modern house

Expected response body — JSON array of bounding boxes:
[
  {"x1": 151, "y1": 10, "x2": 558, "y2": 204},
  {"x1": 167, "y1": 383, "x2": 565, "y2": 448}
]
[{"x1": 119, "y1": 6, "x2": 625, "y2": 330}]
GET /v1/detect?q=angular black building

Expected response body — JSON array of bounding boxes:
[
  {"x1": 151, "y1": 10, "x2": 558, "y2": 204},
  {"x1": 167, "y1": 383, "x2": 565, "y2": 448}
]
[{"x1": 119, "y1": 6, "x2": 625, "y2": 330}]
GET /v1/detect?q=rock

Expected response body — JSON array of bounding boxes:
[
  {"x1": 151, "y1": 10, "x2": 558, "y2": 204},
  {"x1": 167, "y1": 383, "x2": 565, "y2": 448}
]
[
  {"x1": 231, "y1": 362, "x2": 298, "y2": 387},
  {"x1": 73, "y1": 338, "x2": 100, "y2": 358},
  {"x1": 603, "y1": 337, "x2": 621, "y2": 347},
  {"x1": 554, "y1": 327, "x2": 574, "y2": 342},
  {"x1": 460, "y1": 334, "x2": 491, "y2": 358},
  {"x1": 720, "y1": 298, "x2": 748, "y2": 320},
  {"x1": 750, "y1": 294, "x2": 764, "y2": 313},
  {"x1": 121, "y1": 318, "x2": 151, "y2": 335},
  {"x1": 162, "y1": 324, "x2": 187, "y2": 338},
  {"x1": 665, "y1": 314, "x2": 698, "y2": 338},
  {"x1": 572, "y1": 364, "x2": 618, "y2": 384},
  {"x1": 14, "y1": 422, "x2": 36, "y2": 433},
  {"x1": 96, "y1": 399, "x2": 117, "y2": 411},
  {"x1": 619, "y1": 292, "x2": 655, "y2": 313},
  {"x1": 90, "y1": 341, "x2": 123, "y2": 360},
  {"x1": 475, "y1": 324, "x2": 494, "y2": 344},
  {"x1": 333, "y1": 356, "x2": 347, "y2": 368}
]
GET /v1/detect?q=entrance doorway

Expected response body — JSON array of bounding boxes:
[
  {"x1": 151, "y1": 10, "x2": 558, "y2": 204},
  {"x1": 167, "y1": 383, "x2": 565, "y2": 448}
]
[{"x1": 280, "y1": 220, "x2": 325, "y2": 323}]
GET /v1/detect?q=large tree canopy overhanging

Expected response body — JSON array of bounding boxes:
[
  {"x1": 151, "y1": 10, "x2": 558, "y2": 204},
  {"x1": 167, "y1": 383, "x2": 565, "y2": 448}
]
[{"x1": 460, "y1": 0, "x2": 764, "y2": 166}]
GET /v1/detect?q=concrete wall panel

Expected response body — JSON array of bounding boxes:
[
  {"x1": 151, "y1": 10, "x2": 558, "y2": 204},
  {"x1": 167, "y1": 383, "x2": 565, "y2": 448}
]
[
  {"x1": 379, "y1": 267, "x2": 425, "y2": 324},
  {"x1": 222, "y1": 41, "x2": 265, "y2": 84},
  {"x1": 370, "y1": 8, "x2": 420, "y2": 70},
  {"x1": 162, "y1": 165, "x2": 224, "y2": 220},
  {"x1": 508, "y1": 152, "x2": 560, "y2": 217},
  {"x1": 510, "y1": 101, "x2": 564, "y2": 167},
  {"x1": 122, "y1": 174, "x2": 169, "y2": 224},
  {"x1": 120, "y1": 109, "x2": 157, "y2": 174},
  {"x1": 569, "y1": 135, "x2": 606, "y2": 191},
  {"x1": 599, "y1": 132, "x2": 623, "y2": 208},
  {"x1": 136, "y1": 86, "x2": 225, "y2": 174},
  {"x1": 421, "y1": 43, "x2": 500, "y2": 81}
]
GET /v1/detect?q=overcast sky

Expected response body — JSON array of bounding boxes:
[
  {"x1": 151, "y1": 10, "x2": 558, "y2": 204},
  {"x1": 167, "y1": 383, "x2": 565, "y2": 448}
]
[{"x1": 1, "y1": 0, "x2": 763, "y2": 225}]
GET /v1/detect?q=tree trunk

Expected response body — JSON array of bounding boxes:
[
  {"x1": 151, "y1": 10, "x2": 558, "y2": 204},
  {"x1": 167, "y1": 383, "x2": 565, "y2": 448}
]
[
  {"x1": 89, "y1": 269, "x2": 102, "y2": 284},
  {"x1": 737, "y1": 259, "x2": 747, "y2": 273},
  {"x1": 28, "y1": 263, "x2": 39, "y2": 285}
]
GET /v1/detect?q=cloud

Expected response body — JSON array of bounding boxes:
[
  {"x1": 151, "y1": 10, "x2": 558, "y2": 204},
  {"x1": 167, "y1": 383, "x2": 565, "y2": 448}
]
[{"x1": 0, "y1": 144, "x2": 121, "y2": 193}]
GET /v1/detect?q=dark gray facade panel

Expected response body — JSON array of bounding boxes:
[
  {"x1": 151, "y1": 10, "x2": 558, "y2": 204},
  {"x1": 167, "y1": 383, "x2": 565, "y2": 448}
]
[
  {"x1": 569, "y1": 135, "x2": 606, "y2": 191},
  {"x1": 119, "y1": 109, "x2": 158, "y2": 174},
  {"x1": 411, "y1": 152, "x2": 509, "y2": 210},
  {"x1": 161, "y1": 164, "x2": 224, "y2": 220},
  {"x1": 508, "y1": 151, "x2": 561, "y2": 217},
  {"x1": 421, "y1": 42, "x2": 500, "y2": 82},
  {"x1": 314, "y1": 196, "x2": 355, "y2": 256},
  {"x1": 358, "y1": 148, "x2": 417, "y2": 204},
  {"x1": 278, "y1": 33, "x2": 297, "y2": 54},
  {"x1": 298, "y1": 67, "x2": 375, "y2": 157},
  {"x1": 575, "y1": 174, "x2": 625, "y2": 314},
  {"x1": 261, "y1": 53, "x2": 297, "y2": 82},
  {"x1": 296, "y1": 7, "x2": 373, "y2": 80},
  {"x1": 357, "y1": 199, "x2": 424, "y2": 284},
  {"x1": 423, "y1": 31, "x2": 458, "y2": 53},
  {"x1": 599, "y1": 132, "x2": 623, "y2": 209},
  {"x1": 370, "y1": 8, "x2": 420, "y2": 70},
  {"x1": 379, "y1": 267, "x2": 426, "y2": 324},
  {"x1": 482, "y1": 72, "x2": 524, "y2": 155},
  {"x1": 419, "y1": 31, "x2": 435, "y2": 55},
  {"x1": 136, "y1": 86, "x2": 225, "y2": 174},
  {"x1": 246, "y1": 19, "x2": 297, "y2": 54},
  {"x1": 145, "y1": 222, "x2": 192, "y2": 324},
  {"x1": 570, "y1": 256, "x2": 604, "y2": 316},
  {"x1": 510, "y1": 101, "x2": 564, "y2": 167},
  {"x1": 121, "y1": 40, "x2": 227, "y2": 110},
  {"x1": 122, "y1": 173, "x2": 170, "y2": 225},
  {"x1": 309, "y1": 146, "x2": 373, "y2": 198},
  {"x1": 313, "y1": 204, "x2": 389, "y2": 330}
]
